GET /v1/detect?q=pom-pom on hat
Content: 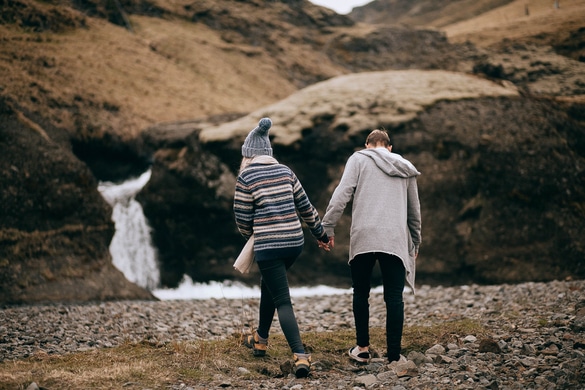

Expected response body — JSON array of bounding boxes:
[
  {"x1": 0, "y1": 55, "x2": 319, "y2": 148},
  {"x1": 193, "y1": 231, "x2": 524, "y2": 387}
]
[{"x1": 242, "y1": 117, "x2": 273, "y2": 157}]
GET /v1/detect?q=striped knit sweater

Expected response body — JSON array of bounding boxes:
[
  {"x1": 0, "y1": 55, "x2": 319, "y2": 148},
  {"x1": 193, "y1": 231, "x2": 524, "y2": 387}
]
[{"x1": 234, "y1": 158, "x2": 327, "y2": 261}]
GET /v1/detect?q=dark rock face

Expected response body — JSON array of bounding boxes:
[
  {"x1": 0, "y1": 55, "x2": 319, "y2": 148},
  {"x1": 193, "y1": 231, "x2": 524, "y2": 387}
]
[
  {"x1": 0, "y1": 98, "x2": 154, "y2": 304},
  {"x1": 137, "y1": 132, "x2": 240, "y2": 287},
  {"x1": 325, "y1": 26, "x2": 463, "y2": 72},
  {"x1": 138, "y1": 123, "x2": 352, "y2": 288},
  {"x1": 136, "y1": 116, "x2": 246, "y2": 288},
  {"x1": 402, "y1": 97, "x2": 585, "y2": 284},
  {"x1": 471, "y1": 44, "x2": 585, "y2": 97},
  {"x1": 0, "y1": 0, "x2": 87, "y2": 32},
  {"x1": 554, "y1": 27, "x2": 585, "y2": 62},
  {"x1": 70, "y1": 133, "x2": 152, "y2": 183}
]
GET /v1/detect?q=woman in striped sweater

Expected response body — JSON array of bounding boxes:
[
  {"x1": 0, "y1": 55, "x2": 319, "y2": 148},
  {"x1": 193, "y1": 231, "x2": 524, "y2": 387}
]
[{"x1": 234, "y1": 118, "x2": 329, "y2": 378}]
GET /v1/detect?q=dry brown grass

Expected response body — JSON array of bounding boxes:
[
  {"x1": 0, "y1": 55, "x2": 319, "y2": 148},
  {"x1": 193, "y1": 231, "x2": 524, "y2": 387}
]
[
  {"x1": 0, "y1": 11, "x2": 298, "y2": 140},
  {"x1": 0, "y1": 319, "x2": 488, "y2": 389},
  {"x1": 443, "y1": 0, "x2": 585, "y2": 46}
]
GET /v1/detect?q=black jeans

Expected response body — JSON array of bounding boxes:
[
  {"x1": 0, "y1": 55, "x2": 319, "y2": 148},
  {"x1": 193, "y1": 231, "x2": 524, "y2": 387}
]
[
  {"x1": 256, "y1": 257, "x2": 305, "y2": 354},
  {"x1": 350, "y1": 252, "x2": 405, "y2": 362}
]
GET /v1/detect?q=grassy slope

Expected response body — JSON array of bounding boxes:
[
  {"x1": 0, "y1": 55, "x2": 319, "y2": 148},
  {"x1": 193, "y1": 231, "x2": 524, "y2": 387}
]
[
  {"x1": 442, "y1": 0, "x2": 585, "y2": 47},
  {"x1": 0, "y1": 11, "x2": 300, "y2": 140}
]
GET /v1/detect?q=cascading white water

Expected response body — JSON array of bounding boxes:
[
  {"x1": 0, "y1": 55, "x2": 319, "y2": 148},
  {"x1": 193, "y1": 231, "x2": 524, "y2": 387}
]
[{"x1": 97, "y1": 170, "x2": 160, "y2": 290}]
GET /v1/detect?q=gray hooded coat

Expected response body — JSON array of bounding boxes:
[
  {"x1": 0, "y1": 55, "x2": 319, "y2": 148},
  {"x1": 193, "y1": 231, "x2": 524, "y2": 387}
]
[{"x1": 322, "y1": 147, "x2": 421, "y2": 291}]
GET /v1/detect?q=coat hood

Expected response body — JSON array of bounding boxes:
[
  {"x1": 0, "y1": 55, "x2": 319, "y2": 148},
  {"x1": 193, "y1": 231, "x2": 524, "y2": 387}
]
[{"x1": 357, "y1": 148, "x2": 420, "y2": 178}]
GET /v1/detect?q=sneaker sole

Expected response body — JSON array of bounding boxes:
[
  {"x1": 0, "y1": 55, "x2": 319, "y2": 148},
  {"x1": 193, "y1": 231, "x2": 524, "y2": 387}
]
[
  {"x1": 294, "y1": 364, "x2": 310, "y2": 378},
  {"x1": 348, "y1": 348, "x2": 370, "y2": 363},
  {"x1": 252, "y1": 349, "x2": 266, "y2": 357}
]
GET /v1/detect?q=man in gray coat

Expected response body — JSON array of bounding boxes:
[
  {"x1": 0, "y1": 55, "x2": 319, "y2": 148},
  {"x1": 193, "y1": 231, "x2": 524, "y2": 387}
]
[{"x1": 322, "y1": 129, "x2": 421, "y2": 363}]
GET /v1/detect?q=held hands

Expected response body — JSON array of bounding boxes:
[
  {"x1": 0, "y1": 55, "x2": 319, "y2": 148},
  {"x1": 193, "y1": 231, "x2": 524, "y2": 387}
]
[
  {"x1": 317, "y1": 236, "x2": 335, "y2": 252},
  {"x1": 317, "y1": 240, "x2": 330, "y2": 251}
]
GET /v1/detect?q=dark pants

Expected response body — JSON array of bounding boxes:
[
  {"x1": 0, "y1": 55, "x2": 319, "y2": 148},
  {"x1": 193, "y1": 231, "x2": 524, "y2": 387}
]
[
  {"x1": 256, "y1": 257, "x2": 304, "y2": 354},
  {"x1": 350, "y1": 252, "x2": 405, "y2": 362}
]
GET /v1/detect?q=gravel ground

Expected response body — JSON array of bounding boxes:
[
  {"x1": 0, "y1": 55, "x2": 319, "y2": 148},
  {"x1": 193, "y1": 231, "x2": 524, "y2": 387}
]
[{"x1": 2, "y1": 279, "x2": 585, "y2": 389}]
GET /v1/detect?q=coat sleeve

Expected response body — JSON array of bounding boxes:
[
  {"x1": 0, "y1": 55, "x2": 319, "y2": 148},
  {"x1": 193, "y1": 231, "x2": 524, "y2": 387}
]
[
  {"x1": 322, "y1": 154, "x2": 359, "y2": 237},
  {"x1": 406, "y1": 176, "x2": 422, "y2": 252}
]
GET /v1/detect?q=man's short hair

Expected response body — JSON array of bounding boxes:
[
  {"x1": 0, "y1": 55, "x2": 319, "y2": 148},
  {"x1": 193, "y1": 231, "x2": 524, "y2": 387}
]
[{"x1": 366, "y1": 129, "x2": 390, "y2": 147}]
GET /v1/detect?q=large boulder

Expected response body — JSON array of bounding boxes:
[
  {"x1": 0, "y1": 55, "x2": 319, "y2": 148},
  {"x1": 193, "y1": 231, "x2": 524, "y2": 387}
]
[
  {"x1": 140, "y1": 70, "x2": 585, "y2": 287},
  {"x1": 0, "y1": 97, "x2": 155, "y2": 304}
]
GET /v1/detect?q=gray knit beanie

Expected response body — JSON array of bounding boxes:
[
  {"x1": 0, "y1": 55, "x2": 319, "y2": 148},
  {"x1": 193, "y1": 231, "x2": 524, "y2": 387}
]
[{"x1": 241, "y1": 117, "x2": 273, "y2": 157}]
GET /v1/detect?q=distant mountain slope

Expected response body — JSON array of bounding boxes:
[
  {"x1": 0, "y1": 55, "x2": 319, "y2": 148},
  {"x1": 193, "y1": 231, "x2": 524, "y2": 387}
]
[
  {"x1": 441, "y1": 0, "x2": 585, "y2": 53},
  {"x1": 350, "y1": 0, "x2": 515, "y2": 28},
  {"x1": 351, "y1": 0, "x2": 585, "y2": 61}
]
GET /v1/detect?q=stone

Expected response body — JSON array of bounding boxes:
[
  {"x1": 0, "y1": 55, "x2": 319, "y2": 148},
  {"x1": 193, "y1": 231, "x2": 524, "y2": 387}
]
[
  {"x1": 426, "y1": 344, "x2": 446, "y2": 355},
  {"x1": 353, "y1": 373, "x2": 377, "y2": 387},
  {"x1": 479, "y1": 338, "x2": 502, "y2": 353},
  {"x1": 391, "y1": 360, "x2": 418, "y2": 377},
  {"x1": 406, "y1": 351, "x2": 428, "y2": 366}
]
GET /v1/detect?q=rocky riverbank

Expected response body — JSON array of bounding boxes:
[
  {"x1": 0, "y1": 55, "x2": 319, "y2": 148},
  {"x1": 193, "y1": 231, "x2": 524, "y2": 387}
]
[{"x1": 2, "y1": 279, "x2": 585, "y2": 389}]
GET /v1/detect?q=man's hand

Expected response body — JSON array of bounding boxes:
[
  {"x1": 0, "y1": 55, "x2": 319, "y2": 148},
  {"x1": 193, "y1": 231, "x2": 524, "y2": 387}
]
[{"x1": 329, "y1": 236, "x2": 335, "y2": 249}]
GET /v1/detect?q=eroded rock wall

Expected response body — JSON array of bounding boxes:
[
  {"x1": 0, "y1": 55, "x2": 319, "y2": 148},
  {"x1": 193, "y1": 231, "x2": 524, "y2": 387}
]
[
  {"x1": 139, "y1": 71, "x2": 585, "y2": 287},
  {"x1": 0, "y1": 98, "x2": 154, "y2": 304}
]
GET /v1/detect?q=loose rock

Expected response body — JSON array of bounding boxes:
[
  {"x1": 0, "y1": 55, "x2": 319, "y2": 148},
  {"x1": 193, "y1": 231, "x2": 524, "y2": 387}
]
[{"x1": 3, "y1": 279, "x2": 585, "y2": 389}]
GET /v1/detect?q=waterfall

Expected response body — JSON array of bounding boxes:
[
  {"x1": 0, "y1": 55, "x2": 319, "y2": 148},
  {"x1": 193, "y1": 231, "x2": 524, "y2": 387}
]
[{"x1": 98, "y1": 170, "x2": 160, "y2": 290}]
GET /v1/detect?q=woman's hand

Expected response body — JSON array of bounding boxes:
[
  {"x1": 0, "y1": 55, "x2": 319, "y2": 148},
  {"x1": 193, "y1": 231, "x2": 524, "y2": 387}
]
[
  {"x1": 318, "y1": 236, "x2": 334, "y2": 251},
  {"x1": 317, "y1": 239, "x2": 330, "y2": 251}
]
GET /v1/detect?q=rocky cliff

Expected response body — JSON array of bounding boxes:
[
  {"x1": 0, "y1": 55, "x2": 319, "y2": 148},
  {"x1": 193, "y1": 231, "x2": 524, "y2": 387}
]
[
  {"x1": 1, "y1": 0, "x2": 584, "y2": 303},
  {"x1": 0, "y1": 97, "x2": 154, "y2": 304}
]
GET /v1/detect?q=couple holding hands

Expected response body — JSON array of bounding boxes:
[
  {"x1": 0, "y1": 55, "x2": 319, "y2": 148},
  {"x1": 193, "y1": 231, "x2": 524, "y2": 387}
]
[{"x1": 233, "y1": 118, "x2": 421, "y2": 378}]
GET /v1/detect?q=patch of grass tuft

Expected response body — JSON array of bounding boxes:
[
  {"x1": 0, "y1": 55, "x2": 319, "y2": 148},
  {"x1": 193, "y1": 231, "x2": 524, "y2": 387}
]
[
  {"x1": 0, "y1": 320, "x2": 488, "y2": 389},
  {"x1": 403, "y1": 318, "x2": 488, "y2": 354}
]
